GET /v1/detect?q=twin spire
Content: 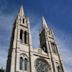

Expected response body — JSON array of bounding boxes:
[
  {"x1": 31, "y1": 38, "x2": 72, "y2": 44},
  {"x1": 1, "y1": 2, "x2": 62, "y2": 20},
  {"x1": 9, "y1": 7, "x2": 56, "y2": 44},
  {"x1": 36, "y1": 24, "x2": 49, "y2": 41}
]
[{"x1": 18, "y1": 5, "x2": 49, "y2": 29}]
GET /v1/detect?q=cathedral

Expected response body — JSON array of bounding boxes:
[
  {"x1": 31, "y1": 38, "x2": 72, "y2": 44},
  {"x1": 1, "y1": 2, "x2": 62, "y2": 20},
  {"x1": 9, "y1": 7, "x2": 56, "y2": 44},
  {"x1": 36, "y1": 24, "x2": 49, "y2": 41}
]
[{"x1": 6, "y1": 5, "x2": 65, "y2": 72}]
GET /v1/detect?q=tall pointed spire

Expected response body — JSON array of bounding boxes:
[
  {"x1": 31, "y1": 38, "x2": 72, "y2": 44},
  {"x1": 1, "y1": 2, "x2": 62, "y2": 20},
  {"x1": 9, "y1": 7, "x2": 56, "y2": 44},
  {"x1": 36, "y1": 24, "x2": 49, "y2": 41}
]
[
  {"x1": 18, "y1": 5, "x2": 24, "y2": 16},
  {"x1": 42, "y1": 16, "x2": 49, "y2": 29}
]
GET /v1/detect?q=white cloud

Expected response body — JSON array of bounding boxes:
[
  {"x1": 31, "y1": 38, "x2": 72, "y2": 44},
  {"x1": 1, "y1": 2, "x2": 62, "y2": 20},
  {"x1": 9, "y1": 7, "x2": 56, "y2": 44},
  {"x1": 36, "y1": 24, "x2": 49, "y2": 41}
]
[
  {"x1": 31, "y1": 23, "x2": 41, "y2": 48},
  {"x1": 55, "y1": 30, "x2": 72, "y2": 72},
  {"x1": 0, "y1": 47, "x2": 8, "y2": 68},
  {"x1": 0, "y1": 13, "x2": 15, "y2": 69}
]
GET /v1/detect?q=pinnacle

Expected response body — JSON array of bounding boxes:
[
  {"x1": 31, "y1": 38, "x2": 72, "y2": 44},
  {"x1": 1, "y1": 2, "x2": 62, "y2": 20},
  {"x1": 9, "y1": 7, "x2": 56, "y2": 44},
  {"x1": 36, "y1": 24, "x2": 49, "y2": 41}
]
[
  {"x1": 42, "y1": 16, "x2": 48, "y2": 29},
  {"x1": 18, "y1": 5, "x2": 24, "y2": 16}
]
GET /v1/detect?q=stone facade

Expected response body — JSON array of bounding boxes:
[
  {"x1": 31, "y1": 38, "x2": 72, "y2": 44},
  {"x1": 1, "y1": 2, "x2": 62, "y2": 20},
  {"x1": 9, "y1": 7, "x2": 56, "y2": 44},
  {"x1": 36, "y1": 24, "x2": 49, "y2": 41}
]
[{"x1": 6, "y1": 6, "x2": 65, "y2": 72}]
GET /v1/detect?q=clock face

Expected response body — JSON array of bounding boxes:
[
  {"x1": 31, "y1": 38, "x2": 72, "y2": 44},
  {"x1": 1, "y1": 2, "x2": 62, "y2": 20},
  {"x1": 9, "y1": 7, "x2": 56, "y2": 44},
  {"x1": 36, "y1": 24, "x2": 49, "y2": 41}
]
[{"x1": 35, "y1": 59, "x2": 50, "y2": 72}]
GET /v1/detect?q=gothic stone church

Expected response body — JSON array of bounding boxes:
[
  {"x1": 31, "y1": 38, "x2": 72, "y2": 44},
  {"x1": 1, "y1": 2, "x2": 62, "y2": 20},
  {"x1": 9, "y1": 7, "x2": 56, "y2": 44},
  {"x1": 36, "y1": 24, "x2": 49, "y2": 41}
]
[{"x1": 6, "y1": 6, "x2": 65, "y2": 72}]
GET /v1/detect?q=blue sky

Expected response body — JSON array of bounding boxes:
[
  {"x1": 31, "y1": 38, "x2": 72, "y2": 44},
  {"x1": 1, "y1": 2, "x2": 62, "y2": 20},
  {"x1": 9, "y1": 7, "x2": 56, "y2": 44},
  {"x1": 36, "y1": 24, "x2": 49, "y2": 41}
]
[{"x1": 0, "y1": 0, "x2": 72, "y2": 72}]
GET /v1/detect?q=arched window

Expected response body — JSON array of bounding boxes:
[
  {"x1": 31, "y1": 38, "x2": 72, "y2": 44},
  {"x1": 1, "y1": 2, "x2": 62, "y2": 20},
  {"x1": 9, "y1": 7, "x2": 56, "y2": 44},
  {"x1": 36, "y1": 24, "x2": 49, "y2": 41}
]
[
  {"x1": 51, "y1": 43, "x2": 57, "y2": 54},
  {"x1": 57, "y1": 66, "x2": 61, "y2": 72},
  {"x1": 20, "y1": 29, "x2": 23, "y2": 41},
  {"x1": 20, "y1": 57, "x2": 23, "y2": 70},
  {"x1": 24, "y1": 58, "x2": 28, "y2": 70},
  {"x1": 23, "y1": 18, "x2": 24, "y2": 24},
  {"x1": 20, "y1": 55, "x2": 28, "y2": 71},
  {"x1": 24, "y1": 31, "x2": 28, "y2": 44}
]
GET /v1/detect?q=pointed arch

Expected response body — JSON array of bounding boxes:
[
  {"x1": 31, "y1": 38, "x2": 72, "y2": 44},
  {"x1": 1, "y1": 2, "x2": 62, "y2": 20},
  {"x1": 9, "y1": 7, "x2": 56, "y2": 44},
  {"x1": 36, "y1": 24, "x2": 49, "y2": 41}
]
[
  {"x1": 20, "y1": 57, "x2": 23, "y2": 70},
  {"x1": 24, "y1": 31, "x2": 28, "y2": 44},
  {"x1": 23, "y1": 18, "x2": 24, "y2": 24},
  {"x1": 57, "y1": 66, "x2": 61, "y2": 72},
  {"x1": 24, "y1": 58, "x2": 28, "y2": 70},
  {"x1": 20, "y1": 54, "x2": 28, "y2": 71},
  {"x1": 20, "y1": 29, "x2": 23, "y2": 41},
  {"x1": 51, "y1": 43, "x2": 57, "y2": 54}
]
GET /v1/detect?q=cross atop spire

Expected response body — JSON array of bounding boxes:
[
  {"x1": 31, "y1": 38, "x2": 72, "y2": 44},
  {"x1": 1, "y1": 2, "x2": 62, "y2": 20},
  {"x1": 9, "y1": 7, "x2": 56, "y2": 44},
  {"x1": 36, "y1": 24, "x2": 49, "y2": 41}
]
[
  {"x1": 18, "y1": 5, "x2": 24, "y2": 16},
  {"x1": 42, "y1": 16, "x2": 49, "y2": 29}
]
